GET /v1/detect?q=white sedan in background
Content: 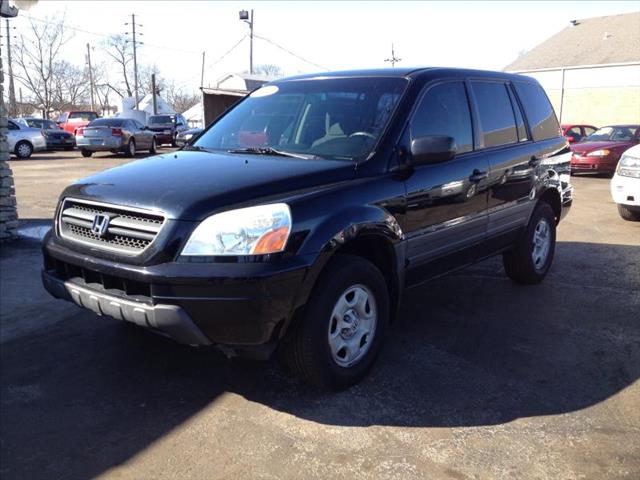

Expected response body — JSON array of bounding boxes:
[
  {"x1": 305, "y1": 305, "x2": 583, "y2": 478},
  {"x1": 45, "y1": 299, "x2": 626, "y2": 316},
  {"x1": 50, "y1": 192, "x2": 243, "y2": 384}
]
[
  {"x1": 8, "y1": 119, "x2": 47, "y2": 159},
  {"x1": 611, "y1": 144, "x2": 640, "y2": 221}
]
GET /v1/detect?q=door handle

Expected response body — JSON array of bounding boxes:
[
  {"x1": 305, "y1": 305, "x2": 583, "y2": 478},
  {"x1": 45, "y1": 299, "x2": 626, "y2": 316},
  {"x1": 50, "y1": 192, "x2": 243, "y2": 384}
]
[
  {"x1": 529, "y1": 155, "x2": 543, "y2": 167},
  {"x1": 469, "y1": 169, "x2": 488, "y2": 183}
]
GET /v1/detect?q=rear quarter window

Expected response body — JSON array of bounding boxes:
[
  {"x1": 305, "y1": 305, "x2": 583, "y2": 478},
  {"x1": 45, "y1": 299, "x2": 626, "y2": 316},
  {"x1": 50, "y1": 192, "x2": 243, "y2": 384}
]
[{"x1": 513, "y1": 82, "x2": 560, "y2": 141}]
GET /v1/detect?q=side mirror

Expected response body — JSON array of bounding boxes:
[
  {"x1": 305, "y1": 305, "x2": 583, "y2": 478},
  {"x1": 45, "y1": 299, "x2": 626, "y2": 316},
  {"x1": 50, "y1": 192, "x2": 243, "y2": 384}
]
[
  {"x1": 566, "y1": 136, "x2": 575, "y2": 143},
  {"x1": 410, "y1": 135, "x2": 457, "y2": 166}
]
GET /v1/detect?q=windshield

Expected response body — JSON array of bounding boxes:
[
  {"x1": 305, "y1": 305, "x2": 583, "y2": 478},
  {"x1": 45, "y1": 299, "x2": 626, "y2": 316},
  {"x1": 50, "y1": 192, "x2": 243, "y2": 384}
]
[
  {"x1": 89, "y1": 118, "x2": 126, "y2": 127},
  {"x1": 194, "y1": 77, "x2": 408, "y2": 160},
  {"x1": 69, "y1": 112, "x2": 98, "y2": 122},
  {"x1": 586, "y1": 126, "x2": 638, "y2": 142},
  {"x1": 149, "y1": 115, "x2": 175, "y2": 124}
]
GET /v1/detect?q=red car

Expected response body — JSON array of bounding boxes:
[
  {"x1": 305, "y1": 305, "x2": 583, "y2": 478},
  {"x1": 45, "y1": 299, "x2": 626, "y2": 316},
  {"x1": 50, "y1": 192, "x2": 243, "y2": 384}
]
[
  {"x1": 571, "y1": 125, "x2": 640, "y2": 175},
  {"x1": 56, "y1": 111, "x2": 99, "y2": 136},
  {"x1": 562, "y1": 124, "x2": 597, "y2": 144}
]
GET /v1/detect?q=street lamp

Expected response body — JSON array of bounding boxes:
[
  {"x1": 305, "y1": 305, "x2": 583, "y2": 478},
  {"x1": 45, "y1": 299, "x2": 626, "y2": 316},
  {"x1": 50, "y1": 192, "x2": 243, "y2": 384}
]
[{"x1": 239, "y1": 9, "x2": 254, "y2": 75}]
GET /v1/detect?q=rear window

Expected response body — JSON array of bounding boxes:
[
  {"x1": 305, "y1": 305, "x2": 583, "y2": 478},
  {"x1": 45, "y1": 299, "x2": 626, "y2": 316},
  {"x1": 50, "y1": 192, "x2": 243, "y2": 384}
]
[
  {"x1": 69, "y1": 112, "x2": 98, "y2": 122},
  {"x1": 471, "y1": 81, "x2": 518, "y2": 148},
  {"x1": 89, "y1": 118, "x2": 126, "y2": 127},
  {"x1": 513, "y1": 82, "x2": 559, "y2": 141},
  {"x1": 149, "y1": 115, "x2": 175, "y2": 124}
]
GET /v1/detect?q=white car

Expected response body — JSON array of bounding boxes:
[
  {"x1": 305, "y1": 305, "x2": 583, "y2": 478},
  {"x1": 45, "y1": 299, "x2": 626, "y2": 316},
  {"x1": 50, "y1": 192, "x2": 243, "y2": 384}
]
[
  {"x1": 611, "y1": 144, "x2": 640, "y2": 221},
  {"x1": 8, "y1": 118, "x2": 47, "y2": 159}
]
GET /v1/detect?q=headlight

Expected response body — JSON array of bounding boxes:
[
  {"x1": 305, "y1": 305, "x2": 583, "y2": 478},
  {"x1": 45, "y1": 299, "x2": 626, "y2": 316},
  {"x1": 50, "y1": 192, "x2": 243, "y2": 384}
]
[
  {"x1": 617, "y1": 154, "x2": 640, "y2": 178},
  {"x1": 181, "y1": 203, "x2": 291, "y2": 256},
  {"x1": 586, "y1": 149, "x2": 609, "y2": 157},
  {"x1": 184, "y1": 134, "x2": 193, "y2": 140}
]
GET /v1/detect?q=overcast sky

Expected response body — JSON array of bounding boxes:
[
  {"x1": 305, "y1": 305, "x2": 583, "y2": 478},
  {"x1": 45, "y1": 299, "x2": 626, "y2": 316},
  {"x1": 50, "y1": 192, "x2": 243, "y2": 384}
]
[{"x1": 10, "y1": 1, "x2": 639, "y2": 93}]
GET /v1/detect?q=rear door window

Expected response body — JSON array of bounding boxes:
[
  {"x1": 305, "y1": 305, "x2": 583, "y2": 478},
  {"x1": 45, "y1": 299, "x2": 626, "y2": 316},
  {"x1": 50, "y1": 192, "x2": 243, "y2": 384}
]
[
  {"x1": 411, "y1": 81, "x2": 473, "y2": 154},
  {"x1": 566, "y1": 126, "x2": 583, "y2": 141},
  {"x1": 584, "y1": 126, "x2": 596, "y2": 137},
  {"x1": 513, "y1": 82, "x2": 560, "y2": 141},
  {"x1": 471, "y1": 81, "x2": 518, "y2": 148}
]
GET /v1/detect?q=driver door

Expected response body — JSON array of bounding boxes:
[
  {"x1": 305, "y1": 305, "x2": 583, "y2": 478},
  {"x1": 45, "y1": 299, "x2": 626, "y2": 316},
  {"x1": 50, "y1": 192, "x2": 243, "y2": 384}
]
[{"x1": 400, "y1": 80, "x2": 489, "y2": 286}]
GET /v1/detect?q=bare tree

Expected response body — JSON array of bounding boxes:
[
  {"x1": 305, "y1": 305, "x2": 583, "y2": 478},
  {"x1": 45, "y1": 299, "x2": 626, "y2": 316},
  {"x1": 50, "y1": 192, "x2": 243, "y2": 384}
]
[
  {"x1": 254, "y1": 64, "x2": 282, "y2": 77},
  {"x1": 14, "y1": 17, "x2": 71, "y2": 118},
  {"x1": 51, "y1": 60, "x2": 90, "y2": 111},
  {"x1": 162, "y1": 80, "x2": 199, "y2": 113},
  {"x1": 102, "y1": 35, "x2": 134, "y2": 99}
]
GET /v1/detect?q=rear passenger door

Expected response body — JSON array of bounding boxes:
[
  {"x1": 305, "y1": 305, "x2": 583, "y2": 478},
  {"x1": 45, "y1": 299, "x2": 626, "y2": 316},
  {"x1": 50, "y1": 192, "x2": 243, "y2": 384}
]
[
  {"x1": 401, "y1": 81, "x2": 490, "y2": 285},
  {"x1": 469, "y1": 80, "x2": 535, "y2": 250}
]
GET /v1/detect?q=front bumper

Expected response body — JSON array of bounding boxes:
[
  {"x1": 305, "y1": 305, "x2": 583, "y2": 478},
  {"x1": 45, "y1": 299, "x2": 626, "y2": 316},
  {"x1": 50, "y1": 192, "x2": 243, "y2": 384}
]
[
  {"x1": 611, "y1": 173, "x2": 640, "y2": 206},
  {"x1": 46, "y1": 138, "x2": 75, "y2": 149},
  {"x1": 42, "y1": 233, "x2": 313, "y2": 349},
  {"x1": 571, "y1": 154, "x2": 618, "y2": 173},
  {"x1": 150, "y1": 132, "x2": 173, "y2": 144}
]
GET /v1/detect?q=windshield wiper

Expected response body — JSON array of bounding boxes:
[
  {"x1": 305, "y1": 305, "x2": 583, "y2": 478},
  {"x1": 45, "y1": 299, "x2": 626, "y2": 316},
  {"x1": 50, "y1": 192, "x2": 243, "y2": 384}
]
[
  {"x1": 228, "y1": 147, "x2": 318, "y2": 160},
  {"x1": 182, "y1": 144, "x2": 211, "y2": 152}
]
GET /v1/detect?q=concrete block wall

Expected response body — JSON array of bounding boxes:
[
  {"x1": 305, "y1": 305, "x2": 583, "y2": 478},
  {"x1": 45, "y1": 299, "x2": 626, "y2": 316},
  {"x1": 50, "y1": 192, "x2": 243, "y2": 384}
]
[{"x1": 0, "y1": 159, "x2": 18, "y2": 240}]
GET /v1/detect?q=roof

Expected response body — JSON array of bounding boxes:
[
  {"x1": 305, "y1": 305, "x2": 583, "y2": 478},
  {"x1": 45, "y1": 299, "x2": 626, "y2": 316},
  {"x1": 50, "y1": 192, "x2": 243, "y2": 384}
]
[
  {"x1": 213, "y1": 73, "x2": 275, "y2": 92},
  {"x1": 505, "y1": 12, "x2": 640, "y2": 71},
  {"x1": 200, "y1": 87, "x2": 248, "y2": 97}
]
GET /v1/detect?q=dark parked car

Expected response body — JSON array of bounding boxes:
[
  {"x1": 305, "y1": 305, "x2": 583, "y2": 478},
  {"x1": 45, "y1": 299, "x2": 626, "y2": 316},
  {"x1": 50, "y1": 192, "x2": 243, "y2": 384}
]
[
  {"x1": 42, "y1": 68, "x2": 573, "y2": 389},
  {"x1": 147, "y1": 113, "x2": 189, "y2": 146},
  {"x1": 176, "y1": 127, "x2": 203, "y2": 147},
  {"x1": 571, "y1": 125, "x2": 640, "y2": 175},
  {"x1": 17, "y1": 117, "x2": 75, "y2": 150},
  {"x1": 76, "y1": 117, "x2": 157, "y2": 158},
  {"x1": 561, "y1": 123, "x2": 597, "y2": 144}
]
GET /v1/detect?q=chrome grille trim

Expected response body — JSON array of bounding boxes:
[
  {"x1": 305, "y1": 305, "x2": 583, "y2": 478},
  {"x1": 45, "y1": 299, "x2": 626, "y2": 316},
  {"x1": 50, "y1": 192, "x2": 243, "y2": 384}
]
[{"x1": 58, "y1": 197, "x2": 166, "y2": 255}]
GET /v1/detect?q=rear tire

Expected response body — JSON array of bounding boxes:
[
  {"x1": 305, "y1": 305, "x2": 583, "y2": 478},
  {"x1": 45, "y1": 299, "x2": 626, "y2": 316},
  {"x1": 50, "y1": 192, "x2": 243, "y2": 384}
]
[
  {"x1": 126, "y1": 139, "x2": 136, "y2": 157},
  {"x1": 81, "y1": 149, "x2": 93, "y2": 158},
  {"x1": 503, "y1": 202, "x2": 556, "y2": 284},
  {"x1": 15, "y1": 141, "x2": 33, "y2": 159},
  {"x1": 617, "y1": 204, "x2": 640, "y2": 222},
  {"x1": 283, "y1": 254, "x2": 389, "y2": 390},
  {"x1": 149, "y1": 137, "x2": 157, "y2": 154}
]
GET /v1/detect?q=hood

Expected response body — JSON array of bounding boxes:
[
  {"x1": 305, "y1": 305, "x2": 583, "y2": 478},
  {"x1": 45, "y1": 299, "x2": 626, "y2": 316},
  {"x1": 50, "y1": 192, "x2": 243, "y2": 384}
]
[
  {"x1": 63, "y1": 151, "x2": 355, "y2": 220},
  {"x1": 571, "y1": 140, "x2": 633, "y2": 154}
]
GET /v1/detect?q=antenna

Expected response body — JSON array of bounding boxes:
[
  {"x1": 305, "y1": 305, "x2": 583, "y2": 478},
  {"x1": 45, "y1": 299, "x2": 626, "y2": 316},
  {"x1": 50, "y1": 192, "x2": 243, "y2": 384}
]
[{"x1": 384, "y1": 43, "x2": 401, "y2": 68}]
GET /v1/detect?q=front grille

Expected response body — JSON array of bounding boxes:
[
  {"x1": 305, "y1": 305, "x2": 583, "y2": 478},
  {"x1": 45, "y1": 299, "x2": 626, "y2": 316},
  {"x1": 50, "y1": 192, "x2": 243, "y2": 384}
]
[{"x1": 58, "y1": 198, "x2": 165, "y2": 255}]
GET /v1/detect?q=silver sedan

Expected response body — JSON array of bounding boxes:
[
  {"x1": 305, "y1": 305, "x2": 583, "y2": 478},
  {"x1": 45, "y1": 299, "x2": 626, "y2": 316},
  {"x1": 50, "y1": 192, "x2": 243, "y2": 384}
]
[
  {"x1": 8, "y1": 119, "x2": 47, "y2": 159},
  {"x1": 76, "y1": 118, "x2": 157, "y2": 158}
]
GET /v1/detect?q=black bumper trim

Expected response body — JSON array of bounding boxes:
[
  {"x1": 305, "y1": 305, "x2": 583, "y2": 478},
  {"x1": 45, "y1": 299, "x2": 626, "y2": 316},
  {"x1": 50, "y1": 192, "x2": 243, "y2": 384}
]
[{"x1": 42, "y1": 270, "x2": 212, "y2": 346}]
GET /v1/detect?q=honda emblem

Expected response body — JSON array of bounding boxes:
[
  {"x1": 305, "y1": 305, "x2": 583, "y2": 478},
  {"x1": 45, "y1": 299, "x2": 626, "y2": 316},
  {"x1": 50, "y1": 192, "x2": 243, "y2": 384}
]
[{"x1": 91, "y1": 214, "x2": 110, "y2": 237}]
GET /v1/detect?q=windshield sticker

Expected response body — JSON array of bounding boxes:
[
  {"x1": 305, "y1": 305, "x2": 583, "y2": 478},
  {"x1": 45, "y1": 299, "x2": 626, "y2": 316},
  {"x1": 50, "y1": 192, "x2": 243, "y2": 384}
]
[{"x1": 251, "y1": 85, "x2": 279, "y2": 98}]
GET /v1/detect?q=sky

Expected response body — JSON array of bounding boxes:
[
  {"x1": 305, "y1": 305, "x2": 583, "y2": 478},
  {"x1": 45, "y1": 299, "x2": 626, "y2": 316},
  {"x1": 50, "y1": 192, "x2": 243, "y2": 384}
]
[{"x1": 9, "y1": 0, "x2": 640, "y2": 95}]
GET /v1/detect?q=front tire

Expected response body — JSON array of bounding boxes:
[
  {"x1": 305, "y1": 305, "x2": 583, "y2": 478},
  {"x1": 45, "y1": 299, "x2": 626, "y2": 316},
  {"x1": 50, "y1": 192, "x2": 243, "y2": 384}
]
[
  {"x1": 283, "y1": 254, "x2": 389, "y2": 390},
  {"x1": 618, "y1": 204, "x2": 640, "y2": 222},
  {"x1": 149, "y1": 137, "x2": 157, "y2": 154},
  {"x1": 15, "y1": 141, "x2": 33, "y2": 159},
  {"x1": 503, "y1": 202, "x2": 556, "y2": 284}
]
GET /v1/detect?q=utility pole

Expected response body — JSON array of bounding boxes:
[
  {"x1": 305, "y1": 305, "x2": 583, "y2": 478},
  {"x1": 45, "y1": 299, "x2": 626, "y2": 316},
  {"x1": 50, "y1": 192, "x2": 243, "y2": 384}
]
[
  {"x1": 384, "y1": 43, "x2": 401, "y2": 68},
  {"x1": 5, "y1": 19, "x2": 16, "y2": 117},
  {"x1": 125, "y1": 14, "x2": 143, "y2": 109},
  {"x1": 239, "y1": 9, "x2": 254, "y2": 74},
  {"x1": 200, "y1": 51, "x2": 205, "y2": 88},
  {"x1": 151, "y1": 73, "x2": 157, "y2": 115},
  {"x1": 86, "y1": 43, "x2": 95, "y2": 113}
]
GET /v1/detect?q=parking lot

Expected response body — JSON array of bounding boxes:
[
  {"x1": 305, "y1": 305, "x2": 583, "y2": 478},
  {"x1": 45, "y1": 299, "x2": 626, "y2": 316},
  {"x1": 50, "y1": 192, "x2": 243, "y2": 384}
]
[{"x1": 1, "y1": 151, "x2": 639, "y2": 479}]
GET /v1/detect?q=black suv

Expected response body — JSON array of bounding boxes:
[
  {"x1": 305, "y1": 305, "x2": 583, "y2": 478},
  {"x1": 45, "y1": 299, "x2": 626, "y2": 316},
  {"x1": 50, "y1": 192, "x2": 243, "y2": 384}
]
[
  {"x1": 42, "y1": 68, "x2": 573, "y2": 389},
  {"x1": 147, "y1": 113, "x2": 189, "y2": 146}
]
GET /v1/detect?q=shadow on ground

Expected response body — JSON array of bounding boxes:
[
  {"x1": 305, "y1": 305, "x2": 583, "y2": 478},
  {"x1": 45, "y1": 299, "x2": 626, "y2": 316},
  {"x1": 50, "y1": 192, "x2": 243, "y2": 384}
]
[{"x1": 1, "y1": 239, "x2": 638, "y2": 479}]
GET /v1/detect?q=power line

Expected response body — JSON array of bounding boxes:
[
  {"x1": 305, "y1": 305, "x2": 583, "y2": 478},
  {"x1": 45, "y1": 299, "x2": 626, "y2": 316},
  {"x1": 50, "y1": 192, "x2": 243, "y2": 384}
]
[{"x1": 253, "y1": 34, "x2": 329, "y2": 71}]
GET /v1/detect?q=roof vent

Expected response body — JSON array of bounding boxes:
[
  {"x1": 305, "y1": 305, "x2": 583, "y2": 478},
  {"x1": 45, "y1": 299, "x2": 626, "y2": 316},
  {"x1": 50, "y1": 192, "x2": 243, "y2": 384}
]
[{"x1": 570, "y1": 19, "x2": 579, "y2": 26}]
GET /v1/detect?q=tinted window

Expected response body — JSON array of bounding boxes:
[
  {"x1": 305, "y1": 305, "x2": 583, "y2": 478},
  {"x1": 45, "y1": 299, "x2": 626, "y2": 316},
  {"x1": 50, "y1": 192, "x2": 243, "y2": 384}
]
[
  {"x1": 507, "y1": 86, "x2": 528, "y2": 141},
  {"x1": 89, "y1": 118, "x2": 126, "y2": 127},
  {"x1": 513, "y1": 82, "x2": 559, "y2": 141},
  {"x1": 8, "y1": 121, "x2": 19, "y2": 131},
  {"x1": 149, "y1": 115, "x2": 175, "y2": 124},
  {"x1": 472, "y1": 81, "x2": 517, "y2": 148},
  {"x1": 411, "y1": 82, "x2": 473, "y2": 154}
]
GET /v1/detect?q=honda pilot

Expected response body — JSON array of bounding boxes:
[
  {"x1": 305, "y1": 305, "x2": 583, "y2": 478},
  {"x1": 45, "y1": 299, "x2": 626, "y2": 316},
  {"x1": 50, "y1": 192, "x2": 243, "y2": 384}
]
[{"x1": 42, "y1": 68, "x2": 573, "y2": 389}]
